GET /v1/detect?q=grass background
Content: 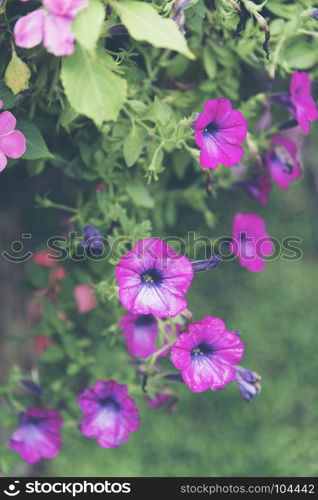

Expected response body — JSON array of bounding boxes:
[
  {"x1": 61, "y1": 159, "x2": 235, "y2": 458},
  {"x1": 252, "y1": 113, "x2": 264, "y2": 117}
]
[{"x1": 41, "y1": 141, "x2": 318, "y2": 478}]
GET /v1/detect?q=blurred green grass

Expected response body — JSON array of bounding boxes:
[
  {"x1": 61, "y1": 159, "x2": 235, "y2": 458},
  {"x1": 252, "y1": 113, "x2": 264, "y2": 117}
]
[{"x1": 46, "y1": 165, "x2": 318, "y2": 478}]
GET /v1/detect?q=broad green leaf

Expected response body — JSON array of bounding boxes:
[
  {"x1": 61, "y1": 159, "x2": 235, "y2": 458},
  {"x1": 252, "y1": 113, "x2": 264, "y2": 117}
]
[
  {"x1": 17, "y1": 121, "x2": 52, "y2": 160},
  {"x1": 284, "y1": 37, "x2": 317, "y2": 70},
  {"x1": 126, "y1": 182, "x2": 155, "y2": 208},
  {"x1": 0, "y1": 80, "x2": 15, "y2": 109},
  {"x1": 112, "y1": 1, "x2": 195, "y2": 60},
  {"x1": 123, "y1": 125, "x2": 146, "y2": 166},
  {"x1": 61, "y1": 46, "x2": 127, "y2": 126},
  {"x1": 143, "y1": 96, "x2": 172, "y2": 125},
  {"x1": 41, "y1": 345, "x2": 64, "y2": 363},
  {"x1": 203, "y1": 48, "x2": 216, "y2": 79},
  {"x1": 59, "y1": 104, "x2": 79, "y2": 128},
  {"x1": 4, "y1": 49, "x2": 31, "y2": 95},
  {"x1": 72, "y1": 0, "x2": 105, "y2": 51}
]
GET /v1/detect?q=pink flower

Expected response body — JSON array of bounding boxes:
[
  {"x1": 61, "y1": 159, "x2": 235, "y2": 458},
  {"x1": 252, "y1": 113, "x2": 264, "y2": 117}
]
[
  {"x1": 171, "y1": 316, "x2": 244, "y2": 392},
  {"x1": 116, "y1": 238, "x2": 194, "y2": 318},
  {"x1": 0, "y1": 101, "x2": 26, "y2": 172},
  {"x1": 234, "y1": 174, "x2": 272, "y2": 205},
  {"x1": 194, "y1": 98, "x2": 247, "y2": 169},
  {"x1": 14, "y1": 0, "x2": 88, "y2": 57},
  {"x1": 78, "y1": 379, "x2": 140, "y2": 448},
  {"x1": 48, "y1": 266, "x2": 66, "y2": 285},
  {"x1": 33, "y1": 335, "x2": 54, "y2": 355},
  {"x1": 120, "y1": 312, "x2": 181, "y2": 360},
  {"x1": 74, "y1": 284, "x2": 97, "y2": 313},
  {"x1": 290, "y1": 71, "x2": 318, "y2": 134},
  {"x1": 9, "y1": 407, "x2": 63, "y2": 463},
  {"x1": 231, "y1": 213, "x2": 274, "y2": 273},
  {"x1": 32, "y1": 249, "x2": 57, "y2": 267},
  {"x1": 265, "y1": 136, "x2": 301, "y2": 190}
]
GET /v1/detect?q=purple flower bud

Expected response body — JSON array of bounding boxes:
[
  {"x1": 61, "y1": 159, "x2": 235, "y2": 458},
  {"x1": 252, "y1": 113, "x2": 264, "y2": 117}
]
[
  {"x1": 235, "y1": 365, "x2": 261, "y2": 402},
  {"x1": 81, "y1": 224, "x2": 104, "y2": 254},
  {"x1": 108, "y1": 24, "x2": 129, "y2": 35},
  {"x1": 311, "y1": 9, "x2": 318, "y2": 20},
  {"x1": 172, "y1": 0, "x2": 192, "y2": 30},
  {"x1": 234, "y1": 174, "x2": 272, "y2": 205},
  {"x1": 270, "y1": 93, "x2": 292, "y2": 110},
  {"x1": 192, "y1": 256, "x2": 221, "y2": 272},
  {"x1": 21, "y1": 379, "x2": 43, "y2": 397}
]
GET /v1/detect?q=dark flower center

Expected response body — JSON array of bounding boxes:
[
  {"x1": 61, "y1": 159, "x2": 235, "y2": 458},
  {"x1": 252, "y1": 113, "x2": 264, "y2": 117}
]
[
  {"x1": 203, "y1": 121, "x2": 219, "y2": 137},
  {"x1": 99, "y1": 397, "x2": 120, "y2": 412},
  {"x1": 135, "y1": 314, "x2": 156, "y2": 327},
  {"x1": 270, "y1": 151, "x2": 293, "y2": 174},
  {"x1": 282, "y1": 161, "x2": 293, "y2": 174},
  {"x1": 191, "y1": 342, "x2": 213, "y2": 359},
  {"x1": 141, "y1": 268, "x2": 162, "y2": 286},
  {"x1": 20, "y1": 413, "x2": 46, "y2": 427},
  {"x1": 240, "y1": 232, "x2": 247, "y2": 243}
]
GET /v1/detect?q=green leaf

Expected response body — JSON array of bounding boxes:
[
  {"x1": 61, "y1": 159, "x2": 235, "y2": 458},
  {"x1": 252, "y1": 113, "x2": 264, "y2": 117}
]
[
  {"x1": 143, "y1": 96, "x2": 172, "y2": 125},
  {"x1": 112, "y1": 1, "x2": 194, "y2": 60},
  {"x1": 41, "y1": 346, "x2": 64, "y2": 363},
  {"x1": 203, "y1": 47, "x2": 216, "y2": 79},
  {"x1": 0, "y1": 80, "x2": 15, "y2": 109},
  {"x1": 59, "y1": 104, "x2": 79, "y2": 128},
  {"x1": 284, "y1": 37, "x2": 317, "y2": 70},
  {"x1": 185, "y1": 0, "x2": 205, "y2": 32},
  {"x1": 126, "y1": 182, "x2": 154, "y2": 208},
  {"x1": 123, "y1": 125, "x2": 146, "y2": 166},
  {"x1": 4, "y1": 48, "x2": 31, "y2": 95},
  {"x1": 26, "y1": 159, "x2": 45, "y2": 176},
  {"x1": 61, "y1": 46, "x2": 127, "y2": 126},
  {"x1": 17, "y1": 121, "x2": 52, "y2": 160},
  {"x1": 72, "y1": 0, "x2": 105, "y2": 51}
]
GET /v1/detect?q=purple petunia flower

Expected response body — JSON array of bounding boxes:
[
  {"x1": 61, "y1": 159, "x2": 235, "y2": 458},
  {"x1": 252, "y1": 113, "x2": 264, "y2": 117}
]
[
  {"x1": 78, "y1": 379, "x2": 140, "y2": 448},
  {"x1": 9, "y1": 407, "x2": 63, "y2": 464},
  {"x1": 81, "y1": 224, "x2": 104, "y2": 254},
  {"x1": 289, "y1": 71, "x2": 318, "y2": 134},
  {"x1": 170, "y1": 316, "x2": 244, "y2": 392},
  {"x1": 271, "y1": 71, "x2": 318, "y2": 134},
  {"x1": 231, "y1": 213, "x2": 274, "y2": 273},
  {"x1": 116, "y1": 238, "x2": 194, "y2": 318},
  {"x1": 194, "y1": 98, "x2": 248, "y2": 170},
  {"x1": 21, "y1": 379, "x2": 43, "y2": 397},
  {"x1": 234, "y1": 174, "x2": 272, "y2": 205},
  {"x1": 146, "y1": 392, "x2": 170, "y2": 408},
  {"x1": 311, "y1": 9, "x2": 318, "y2": 20},
  {"x1": 265, "y1": 136, "x2": 301, "y2": 190},
  {"x1": 172, "y1": 0, "x2": 192, "y2": 30},
  {"x1": 120, "y1": 312, "x2": 180, "y2": 360},
  {"x1": 14, "y1": 0, "x2": 88, "y2": 57},
  {"x1": 235, "y1": 365, "x2": 261, "y2": 402}
]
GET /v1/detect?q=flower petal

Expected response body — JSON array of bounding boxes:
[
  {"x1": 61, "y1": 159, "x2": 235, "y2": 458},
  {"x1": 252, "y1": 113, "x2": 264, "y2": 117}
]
[
  {"x1": 0, "y1": 151, "x2": 8, "y2": 172},
  {"x1": 0, "y1": 111, "x2": 17, "y2": 134},
  {"x1": 14, "y1": 9, "x2": 45, "y2": 49},
  {"x1": 43, "y1": 13, "x2": 75, "y2": 56},
  {"x1": 0, "y1": 130, "x2": 26, "y2": 159},
  {"x1": 44, "y1": 0, "x2": 88, "y2": 19}
]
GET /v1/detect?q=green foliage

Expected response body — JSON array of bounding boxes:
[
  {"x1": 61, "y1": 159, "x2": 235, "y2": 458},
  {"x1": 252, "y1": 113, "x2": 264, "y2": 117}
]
[
  {"x1": 61, "y1": 46, "x2": 127, "y2": 125},
  {"x1": 18, "y1": 121, "x2": 53, "y2": 160},
  {"x1": 112, "y1": 1, "x2": 195, "y2": 59},
  {"x1": 72, "y1": 0, "x2": 105, "y2": 51}
]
